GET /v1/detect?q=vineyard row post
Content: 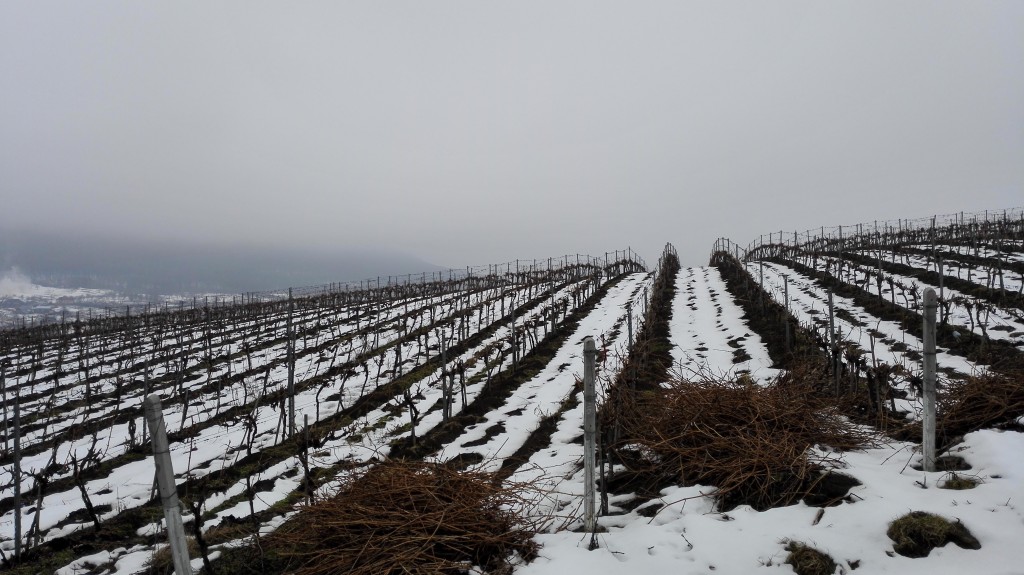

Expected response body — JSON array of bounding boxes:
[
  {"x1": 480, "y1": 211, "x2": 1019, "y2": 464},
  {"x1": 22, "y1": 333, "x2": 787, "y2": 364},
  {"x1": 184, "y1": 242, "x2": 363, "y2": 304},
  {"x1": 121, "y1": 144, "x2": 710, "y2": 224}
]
[
  {"x1": 144, "y1": 394, "x2": 192, "y2": 575},
  {"x1": 142, "y1": 360, "x2": 149, "y2": 445},
  {"x1": 441, "y1": 330, "x2": 450, "y2": 421},
  {"x1": 922, "y1": 288, "x2": 938, "y2": 472},
  {"x1": 828, "y1": 289, "x2": 839, "y2": 396},
  {"x1": 783, "y1": 275, "x2": 791, "y2": 353},
  {"x1": 626, "y1": 301, "x2": 633, "y2": 350},
  {"x1": 938, "y1": 258, "x2": 945, "y2": 324},
  {"x1": 0, "y1": 364, "x2": 5, "y2": 462},
  {"x1": 582, "y1": 336, "x2": 598, "y2": 546},
  {"x1": 13, "y1": 368, "x2": 21, "y2": 561},
  {"x1": 505, "y1": 303, "x2": 515, "y2": 373},
  {"x1": 287, "y1": 288, "x2": 295, "y2": 438}
]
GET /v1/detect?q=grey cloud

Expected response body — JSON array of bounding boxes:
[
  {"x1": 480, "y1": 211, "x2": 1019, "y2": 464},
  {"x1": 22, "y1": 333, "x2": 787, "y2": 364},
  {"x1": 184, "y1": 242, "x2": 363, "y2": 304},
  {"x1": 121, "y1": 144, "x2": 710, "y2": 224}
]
[{"x1": 2, "y1": 1, "x2": 1021, "y2": 272}]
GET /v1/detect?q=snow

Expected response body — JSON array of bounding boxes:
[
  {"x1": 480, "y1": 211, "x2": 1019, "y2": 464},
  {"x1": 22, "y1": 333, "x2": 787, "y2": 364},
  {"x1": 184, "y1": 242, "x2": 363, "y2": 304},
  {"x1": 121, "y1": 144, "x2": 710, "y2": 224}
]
[
  {"x1": 0, "y1": 268, "x2": 109, "y2": 299},
  {"x1": 512, "y1": 267, "x2": 1024, "y2": 575},
  {"x1": 518, "y1": 407, "x2": 1024, "y2": 575},
  {"x1": 4, "y1": 255, "x2": 1024, "y2": 575},
  {"x1": 753, "y1": 261, "x2": 980, "y2": 378},
  {"x1": 856, "y1": 248, "x2": 1024, "y2": 296},
  {"x1": 668, "y1": 266, "x2": 779, "y2": 383},
  {"x1": 432, "y1": 273, "x2": 651, "y2": 471},
  {"x1": 809, "y1": 254, "x2": 1024, "y2": 347}
]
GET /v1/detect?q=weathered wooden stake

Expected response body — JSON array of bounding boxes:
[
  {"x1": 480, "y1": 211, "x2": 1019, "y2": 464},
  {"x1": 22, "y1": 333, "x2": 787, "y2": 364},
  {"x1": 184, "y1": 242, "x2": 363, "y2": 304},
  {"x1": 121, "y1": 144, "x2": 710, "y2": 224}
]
[
  {"x1": 626, "y1": 301, "x2": 633, "y2": 350},
  {"x1": 1, "y1": 364, "x2": 7, "y2": 458},
  {"x1": 288, "y1": 288, "x2": 296, "y2": 437},
  {"x1": 922, "y1": 288, "x2": 938, "y2": 472},
  {"x1": 303, "y1": 414, "x2": 311, "y2": 505},
  {"x1": 551, "y1": 281, "x2": 557, "y2": 333},
  {"x1": 144, "y1": 394, "x2": 192, "y2": 575},
  {"x1": 783, "y1": 275, "x2": 791, "y2": 352},
  {"x1": 937, "y1": 258, "x2": 945, "y2": 324},
  {"x1": 13, "y1": 376, "x2": 21, "y2": 560},
  {"x1": 142, "y1": 360, "x2": 150, "y2": 445},
  {"x1": 583, "y1": 337, "x2": 598, "y2": 545},
  {"x1": 510, "y1": 303, "x2": 517, "y2": 373},
  {"x1": 828, "y1": 289, "x2": 838, "y2": 395},
  {"x1": 441, "y1": 331, "x2": 450, "y2": 420}
]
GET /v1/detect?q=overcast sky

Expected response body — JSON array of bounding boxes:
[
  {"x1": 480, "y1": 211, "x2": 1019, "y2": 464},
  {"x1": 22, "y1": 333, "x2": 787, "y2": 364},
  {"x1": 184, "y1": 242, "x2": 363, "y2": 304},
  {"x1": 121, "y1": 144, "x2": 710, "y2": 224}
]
[{"x1": 2, "y1": 1, "x2": 1022, "y2": 270}]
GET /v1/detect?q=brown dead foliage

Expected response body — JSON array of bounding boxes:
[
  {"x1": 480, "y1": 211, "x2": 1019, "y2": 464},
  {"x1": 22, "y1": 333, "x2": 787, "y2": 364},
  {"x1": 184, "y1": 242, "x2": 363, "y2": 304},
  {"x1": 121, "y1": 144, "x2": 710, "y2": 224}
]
[
  {"x1": 892, "y1": 370, "x2": 1024, "y2": 446},
  {"x1": 617, "y1": 374, "x2": 876, "y2": 511},
  {"x1": 269, "y1": 460, "x2": 538, "y2": 575},
  {"x1": 938, "y1": 370, "x2": 1024, "y2": 439}
]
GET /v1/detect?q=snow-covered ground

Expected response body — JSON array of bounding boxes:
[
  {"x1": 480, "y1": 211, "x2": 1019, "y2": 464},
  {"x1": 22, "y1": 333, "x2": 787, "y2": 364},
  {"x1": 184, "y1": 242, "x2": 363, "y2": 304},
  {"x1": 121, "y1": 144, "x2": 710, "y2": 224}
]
[
  {"x1": 806, "y1": 255, "x2": 1024, "y2": 348},
  {"x1": 753, "y1": 261, "x2": 980, "y2": 378},
  {"x1": 932, "y1": 242, "x2": 1024, "y2": 267},
  {"x1": 853, "y1": 248, "x2": 1024, "y2": 295},
  {"x1": 521, "y1": 428, "x2": 1024, "y2": 575},
  {"x1": 4, "y1": 250, "x2": 1023, "y2": 575},
  {"x1": 668, "y1": 266, "x2": 778, "y2": 383},
  {"x1": 433, "y1": 272, "x2": 651, "y2": 472},
  {"x1": 1, "y1": 279, "x2": 590, "y2": 554},
  {"x1": 514, "y1": 265, "x2": 1024, "y2": 575},
  {"x1": 0, "y1": 269, "x2": 112, "y2": 300},
  {"x1": 0, "y1": 267, "x2": 235, "y2": 328}
]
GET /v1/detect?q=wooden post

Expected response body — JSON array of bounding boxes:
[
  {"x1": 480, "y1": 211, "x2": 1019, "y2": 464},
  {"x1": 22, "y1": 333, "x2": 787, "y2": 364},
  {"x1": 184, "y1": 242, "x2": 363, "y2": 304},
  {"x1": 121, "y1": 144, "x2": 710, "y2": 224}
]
[
  {"x1": 441, "y1": 330, "x2": 449, "y2": 420},
  {"x1": 288, "y1": 288, "x2": 295, "y2": 437},
  {"x1": 937, "y1": 258, "x2": 945, "y2": 324},
  {"x1": 759, "y1": 259, "x2": 765, "y2": 311},
  {"x1": 1, "y1": 364, "x2": 7, "y2": 458},
  {"x1": 784, "y1": 275, "x2": 791, "y2": 352},
  {"x1": 922, "y1": 288, "x2": 938, "y2": 472},
  {"x1": 583, "y1": 337, "x2": 598, "y2": 544},
  {"x1": 838, "y1": 225, "x2": 844, "y2": 280},
  {"x1": 551, "y1": 279, "x2": 557, "y2": 333},
  {"x1": 510, "y1": 299, "x2": 517, "y2": 373},
  {"x1": 828, "y1": 289, "x2": 838, "y2": 395},
  {"x1": 303, "y1": 414, "x2": 311, "y2": 505},
  {"x1": 626, "y1": 301, "x2": 633, "y2": 349},
  {"x1": 13, "y1": 376, "x2": 21, "y2": 560},
  {"x1": 142, "y1": 360, "x2": 150, "y2": 445},
  {"x1": 144, "y1": 394, "x2": 192, "y2": 575}
]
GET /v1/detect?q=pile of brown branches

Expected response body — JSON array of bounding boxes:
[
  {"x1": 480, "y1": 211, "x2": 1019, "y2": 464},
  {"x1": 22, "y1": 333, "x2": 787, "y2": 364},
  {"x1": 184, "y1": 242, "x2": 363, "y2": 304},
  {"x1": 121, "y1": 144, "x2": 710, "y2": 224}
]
[
  {"x1": 617, "y1": 376, "x2": 876, "y2": 511},
  {"x1": 269, "y1": 461, "x2": 538, "y2": 575},
  {"x1": 937, "y1": 370, "x2": 1024, "y2": 442}
]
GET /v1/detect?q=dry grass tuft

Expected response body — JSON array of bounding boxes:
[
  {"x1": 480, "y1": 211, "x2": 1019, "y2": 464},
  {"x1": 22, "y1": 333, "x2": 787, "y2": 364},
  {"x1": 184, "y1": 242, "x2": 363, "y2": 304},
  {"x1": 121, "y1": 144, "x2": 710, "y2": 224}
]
[
  {"x1": 784, "y1": 541, "x2": 837, "y2": 575},
  {"x1": 939, "y1": 472, "x2": 980, "y2": 491},
  {"x1": 616, "y1": 374, "x2": 876, "y2": 511},
  {"x1": 887, "y1": 511, "x2": 981, "y2": 558},
  {"x1": 269, "y1": 460, "x2": 538, "y2": 575}
]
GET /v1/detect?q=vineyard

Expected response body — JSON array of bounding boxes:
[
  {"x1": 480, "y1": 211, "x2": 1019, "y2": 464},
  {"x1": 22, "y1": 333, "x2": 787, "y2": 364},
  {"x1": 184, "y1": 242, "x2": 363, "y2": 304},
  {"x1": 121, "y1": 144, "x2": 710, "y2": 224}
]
[{"x1": 2, "y1": 211, "x2": 1023, "y2": 575}]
